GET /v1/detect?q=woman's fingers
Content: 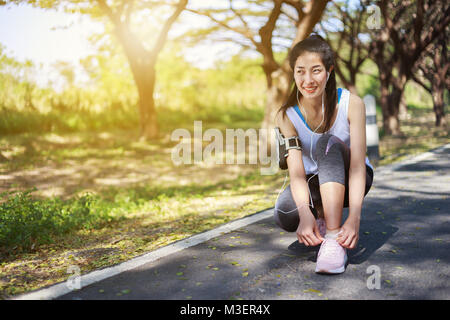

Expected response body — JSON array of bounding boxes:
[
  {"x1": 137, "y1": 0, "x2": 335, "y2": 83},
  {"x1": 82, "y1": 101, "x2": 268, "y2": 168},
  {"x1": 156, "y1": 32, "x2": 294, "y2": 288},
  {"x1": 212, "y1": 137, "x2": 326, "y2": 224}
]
[
  {"x1": 304, "y1": 233, "x2": 316, "y2": 246},
  {"x1": 305, "y1": 232, "x2": 322, "y2": 246},
  {"x1": 314, "y1": 227, "x2": 325, "y2": 243},
  {"x1": 339, "y1": 232, "x2": 356, "y2": 249},
  {"x1": 311, "y1": 233, "x2": 322, "y2": 246},
  {"x1": 348, "y1": 236, "x2": 359, "y2": 249},
  {"x1": 298, "y1": 227, "x2": 323, "y2": 246},
  {"x1": 302, "y1": 234, "x2": 311, "y2": 246},
  {"x1": 343, "y1": 235, "x2": 354, "y2": 248},
  {"x1": 336, "y1": 232, "x2": 347, "y2": 245}
]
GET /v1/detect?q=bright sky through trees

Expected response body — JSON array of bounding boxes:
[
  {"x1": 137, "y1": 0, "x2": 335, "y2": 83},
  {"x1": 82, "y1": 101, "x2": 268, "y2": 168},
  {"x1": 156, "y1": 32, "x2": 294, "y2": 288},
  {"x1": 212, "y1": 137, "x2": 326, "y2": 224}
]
[
  {"x1": 0, "y1": 0, "x2": 364, "y2": 90},
  {"x1": 0, "y1": 1, "x2": 242, "y2": 89},
  {"x1": 0, "y1": 4, "x2": 103, "y2": 88},
  {"x1": 0, "y1": 5, "x2": 101, "y2": 65}
]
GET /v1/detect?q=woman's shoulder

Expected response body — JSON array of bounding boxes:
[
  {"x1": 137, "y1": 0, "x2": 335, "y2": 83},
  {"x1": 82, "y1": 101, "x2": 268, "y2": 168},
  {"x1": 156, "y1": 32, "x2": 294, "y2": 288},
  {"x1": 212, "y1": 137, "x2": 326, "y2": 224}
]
[
  {"x1": 347, "y1": 92, "x2": 366, "y2": 123},
  {"x1": 275, "y1": 108, "x2": 297, "y2": 137},
  {"x1": 339, "y1": 88, "x2": 363, "y2": 107},
  {"x1": 348, "y1": 91, "x2": 364, "y2": 106}
]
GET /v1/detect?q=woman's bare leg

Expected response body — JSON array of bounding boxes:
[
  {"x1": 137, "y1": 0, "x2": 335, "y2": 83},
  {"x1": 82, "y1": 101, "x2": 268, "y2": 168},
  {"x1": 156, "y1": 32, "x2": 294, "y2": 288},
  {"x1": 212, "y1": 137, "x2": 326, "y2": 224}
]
[{"x1": 319, "y1": 181, "x2": 345, "y2": 231}]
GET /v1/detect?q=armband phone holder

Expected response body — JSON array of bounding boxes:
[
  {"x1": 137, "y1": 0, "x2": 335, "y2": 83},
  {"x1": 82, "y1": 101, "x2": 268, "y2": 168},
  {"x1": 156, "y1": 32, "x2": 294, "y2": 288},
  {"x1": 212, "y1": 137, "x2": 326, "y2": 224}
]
[{"x1": 274, "y1": 127, "x2": 302, "y2": 170}]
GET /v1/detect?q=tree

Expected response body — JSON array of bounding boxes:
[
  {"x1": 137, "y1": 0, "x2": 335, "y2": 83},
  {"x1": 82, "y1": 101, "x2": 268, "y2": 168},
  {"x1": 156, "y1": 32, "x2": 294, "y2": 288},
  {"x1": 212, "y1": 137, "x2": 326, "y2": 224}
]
[
  {"x1": 319, "y1": 0, "x2": 371, "y2": 95},
  {"x1": 4, "y1": 0, "x2": 188, "y2": 140},
  {"x1": 366, "y1": 0, "x2": 450, "y2": 135},
  {"x1": 411, "y1": 27, "x2": 449, "y2": 127},
  {"x1": 97, "y1": 0, "x2": 188, "y2": 140}
]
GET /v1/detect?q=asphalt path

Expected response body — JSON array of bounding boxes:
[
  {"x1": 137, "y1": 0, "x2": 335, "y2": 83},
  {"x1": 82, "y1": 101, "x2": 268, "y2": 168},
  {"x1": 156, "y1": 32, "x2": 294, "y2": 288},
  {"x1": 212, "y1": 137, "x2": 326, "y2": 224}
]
[{"x1": 34, "y1": 144, "x2": 450, "y2": 300}]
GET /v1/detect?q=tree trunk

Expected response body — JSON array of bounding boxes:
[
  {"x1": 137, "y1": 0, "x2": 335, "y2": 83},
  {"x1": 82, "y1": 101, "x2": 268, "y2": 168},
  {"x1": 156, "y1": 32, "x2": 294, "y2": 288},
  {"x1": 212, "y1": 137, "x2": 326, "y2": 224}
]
[
  {"x1": 379, "y1": 77, "x2": 402, "y2": 136},
  {"x1": 432, "y1": 82, "x2": 446, "y2": 128},
  {"x1": 388, "y1": 86, "x2": 404, "y2": 136},
  {"x1": 399, "y1": 92, "x2": 408, "y2": 120},
  {"x1": 431, "y1": 35, "x2": 447, "y2": 128},
  {"x1": 135, "y1": 63, "x2": 160, "y2": 140},
  {"x1": 261, "y1": 67, "x2": 291, "y2": 151}
]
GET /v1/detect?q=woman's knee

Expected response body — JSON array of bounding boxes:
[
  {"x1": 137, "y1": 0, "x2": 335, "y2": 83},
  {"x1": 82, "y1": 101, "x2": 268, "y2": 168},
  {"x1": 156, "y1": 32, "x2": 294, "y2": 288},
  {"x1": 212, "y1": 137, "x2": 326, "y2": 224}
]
[
  {"x1": 274, "y1": 208, "x2": 299, "y2": 232},
  {"x1": 273, "y1": 186, "x2": 299, "y2": 232},
  {"x1": 314, "y1": 134, "x2": 346, "y2": 160},
  {"x1": 315, "y1": 134, "x2": 349, "y2": 186}
]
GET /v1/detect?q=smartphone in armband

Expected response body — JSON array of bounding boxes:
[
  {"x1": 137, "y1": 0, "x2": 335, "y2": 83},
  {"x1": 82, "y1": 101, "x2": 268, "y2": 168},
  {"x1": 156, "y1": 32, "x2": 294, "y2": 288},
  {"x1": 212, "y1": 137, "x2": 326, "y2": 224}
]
[{"x1": 274, "y1": 127, "x2": 302, "y2": 170}]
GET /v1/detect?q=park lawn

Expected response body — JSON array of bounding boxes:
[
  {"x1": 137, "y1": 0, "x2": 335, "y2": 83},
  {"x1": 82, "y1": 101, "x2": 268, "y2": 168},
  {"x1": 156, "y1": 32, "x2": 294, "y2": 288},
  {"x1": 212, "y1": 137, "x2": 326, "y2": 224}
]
[{"x1": 0, "y1": 107, "x2": 448, "y2": 299}]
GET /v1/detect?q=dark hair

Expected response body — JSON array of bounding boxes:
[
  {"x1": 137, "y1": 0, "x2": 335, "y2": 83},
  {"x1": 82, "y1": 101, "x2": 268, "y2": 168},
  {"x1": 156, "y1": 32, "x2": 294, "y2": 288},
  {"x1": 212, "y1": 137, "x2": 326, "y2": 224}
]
[{"x1": 276, "y1": 34, "x2": 337, "y2": 133}]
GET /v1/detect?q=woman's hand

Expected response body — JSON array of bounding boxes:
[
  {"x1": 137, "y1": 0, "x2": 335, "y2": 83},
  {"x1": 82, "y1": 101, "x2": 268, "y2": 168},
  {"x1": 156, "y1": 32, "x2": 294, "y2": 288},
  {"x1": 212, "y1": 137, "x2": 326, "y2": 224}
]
[
  {"x1": 336, "y1": 216, "x2": 360, "y2": 249},
  {"x1": 296, "y1": 211, "x2": 324, "y2": 246}
]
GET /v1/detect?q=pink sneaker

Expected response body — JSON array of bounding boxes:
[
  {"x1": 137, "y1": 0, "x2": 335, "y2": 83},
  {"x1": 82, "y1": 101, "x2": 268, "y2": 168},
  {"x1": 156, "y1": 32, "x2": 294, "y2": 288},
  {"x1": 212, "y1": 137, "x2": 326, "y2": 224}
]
[
  {"x1": 316, "y1": 218, "x2": 326, "y2": 238},
  {"x1": 315, "y1": 238, "x2": 348, "y2": 274}
]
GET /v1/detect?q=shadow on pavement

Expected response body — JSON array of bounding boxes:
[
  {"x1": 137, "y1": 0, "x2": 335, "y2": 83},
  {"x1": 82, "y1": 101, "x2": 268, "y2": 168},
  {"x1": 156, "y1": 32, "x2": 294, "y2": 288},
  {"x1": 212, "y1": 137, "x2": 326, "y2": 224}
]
[{"x1": 347, "y1": 221, "x2": 398, "y2": 265}]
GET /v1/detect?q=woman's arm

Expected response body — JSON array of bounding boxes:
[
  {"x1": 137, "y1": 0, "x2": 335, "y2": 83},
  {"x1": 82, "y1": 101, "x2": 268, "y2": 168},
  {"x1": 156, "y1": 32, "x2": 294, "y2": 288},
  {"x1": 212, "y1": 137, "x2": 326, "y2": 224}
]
[
  {"x1": 347, "y1": 94, "x2": 367, "y2": 221},
  {"x1": 276, "y1": 113, "x2": 324, "y2": 246},
  {"x1": 336, "y1": 94, "x2": 367, "y2": 249},
  {"x1": 276, "y1": 112, "x2": 311, "y2": 216}
]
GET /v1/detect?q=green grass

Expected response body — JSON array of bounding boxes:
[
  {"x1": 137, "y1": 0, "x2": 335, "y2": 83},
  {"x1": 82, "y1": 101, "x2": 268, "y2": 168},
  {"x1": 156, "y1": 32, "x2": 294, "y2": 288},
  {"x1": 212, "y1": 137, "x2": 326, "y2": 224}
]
[
  {"x1": 0, "y1": 100, "x2": 265, "y2": 137},
  {"x1": 0, "y1": 188, "x2": 125, "y2": 254},
  {"x1": 0, "y1": 163, "x2": 275, "y2": 257},
  {"x1": 0, "y1": 106, "x2": 140, "y2": 136}
]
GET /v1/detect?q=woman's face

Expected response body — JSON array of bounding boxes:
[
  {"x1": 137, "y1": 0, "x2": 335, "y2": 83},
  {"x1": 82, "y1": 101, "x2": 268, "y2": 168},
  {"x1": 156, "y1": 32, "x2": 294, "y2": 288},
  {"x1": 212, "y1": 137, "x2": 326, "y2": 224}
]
[{"x1": 294, "y1": 52, "x2": 331, "y2": 98}]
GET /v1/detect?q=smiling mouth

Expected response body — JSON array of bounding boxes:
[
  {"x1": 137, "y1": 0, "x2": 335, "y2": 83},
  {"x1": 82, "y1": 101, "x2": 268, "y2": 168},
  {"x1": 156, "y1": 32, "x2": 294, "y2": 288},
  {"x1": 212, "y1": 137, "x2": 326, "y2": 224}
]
[{"x1": 304, "y1": 87, "x2": 317, "y2": 92}]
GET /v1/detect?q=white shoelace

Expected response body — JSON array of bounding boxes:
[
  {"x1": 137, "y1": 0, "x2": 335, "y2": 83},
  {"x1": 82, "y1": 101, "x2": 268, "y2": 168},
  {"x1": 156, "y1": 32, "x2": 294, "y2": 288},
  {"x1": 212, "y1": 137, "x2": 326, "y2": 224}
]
[{"x1": 320, "y1": 239, "x2": 343, "y2": 256}]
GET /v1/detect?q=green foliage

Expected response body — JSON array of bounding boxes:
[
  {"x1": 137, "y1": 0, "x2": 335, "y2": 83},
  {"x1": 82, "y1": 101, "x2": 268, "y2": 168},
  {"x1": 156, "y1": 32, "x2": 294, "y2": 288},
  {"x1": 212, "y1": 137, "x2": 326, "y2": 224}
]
[
  {"x1": 404, "y1": 81, "x2": 433, "y2": 110},
  {"x1": 0, "y1": 39, "x2": 267, "y2": 135},
  {"x1": 0, "y1": 29, "x2": 435, "y2": 137},
  {"x1": 155, "y1": 43, "x2": 266, "y2": 127},
  {"x1": 0, "y1": 187, "x2": 124, "y2": 254}
]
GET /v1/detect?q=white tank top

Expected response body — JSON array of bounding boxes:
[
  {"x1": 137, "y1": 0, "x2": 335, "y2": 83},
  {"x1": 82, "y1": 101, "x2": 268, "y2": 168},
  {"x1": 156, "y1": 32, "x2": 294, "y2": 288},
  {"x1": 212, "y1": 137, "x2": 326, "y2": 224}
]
[{"x1": 285, "y1": 88, "x2": 373, "y2": 175}]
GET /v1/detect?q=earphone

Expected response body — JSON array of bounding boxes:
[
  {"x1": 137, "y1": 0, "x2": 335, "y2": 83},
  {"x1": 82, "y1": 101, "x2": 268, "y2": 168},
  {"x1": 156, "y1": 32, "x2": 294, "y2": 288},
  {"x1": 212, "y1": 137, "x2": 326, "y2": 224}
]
[{"x1": 275, "y1": 71, "x2": 330, "y2": 215}]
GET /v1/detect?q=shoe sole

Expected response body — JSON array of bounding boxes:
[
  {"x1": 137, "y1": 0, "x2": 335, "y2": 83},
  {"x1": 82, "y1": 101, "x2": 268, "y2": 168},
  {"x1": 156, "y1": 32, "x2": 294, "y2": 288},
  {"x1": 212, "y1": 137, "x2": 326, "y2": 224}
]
[{"x1": 315, "y1": 255, "x2": 348, "y2": 274}]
